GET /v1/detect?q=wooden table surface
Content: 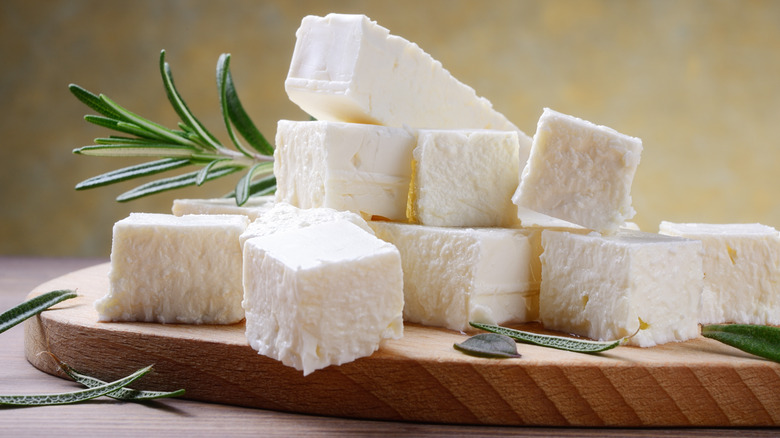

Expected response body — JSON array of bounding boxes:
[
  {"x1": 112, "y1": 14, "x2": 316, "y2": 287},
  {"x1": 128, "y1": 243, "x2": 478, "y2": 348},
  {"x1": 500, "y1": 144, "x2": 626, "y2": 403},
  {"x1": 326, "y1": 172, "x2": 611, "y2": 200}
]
[{"x1": 1, "y1": 256, "x2": 779, "y2": 437}]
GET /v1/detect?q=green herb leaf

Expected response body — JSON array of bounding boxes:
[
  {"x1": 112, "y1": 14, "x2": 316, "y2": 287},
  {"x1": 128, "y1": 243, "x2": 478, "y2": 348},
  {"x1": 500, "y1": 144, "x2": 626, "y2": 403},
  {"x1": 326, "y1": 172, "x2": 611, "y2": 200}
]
[
  {"x1": 99, "y1": 94, "x2": 198, "y2": 148},
  {"x1": 235, "y1": 162, "x2": 274, "y2": 206},
  {"x1": 218, "y1": 53, "x2": 274, "y2": 156},
  {"x1": 0, "y1": 290, "x2": 77, "y2": 335},
  {"x1": 69, "y1": 84, "x2": 124, "y2": 120},
  {"x1": 73, "y1": 144, "x2": 200, "y2": 158},
  {"x1": 702, "y1": 324, "x2": 780, "y2": 363},
  {"x1": 116, "y1": 166, "x2": 242, "y2": 202},
  {"x1": 71, "y1": 51, "x2": 276, "y2": 203},
  {"x1": 159, "y1": 50, "x2": 221, "y2": 151},
  {"x1": 75, "y1": 158, "x2": 191, "y2": 190},
  {"x1": 0, "y1": 366, "x2": 152, "y2": 407},
  {"x1": 470, "y1": 322, "x2": 622, "y2": 354},
  {"x1": 454, "y1": 333, "x2": 521, "y2": 358},
  {"x1": 82, "y1": 115, "x2": 165, "y2": 141},
  {"x1": 53, "y1": 359, "x2": 184, "y2": 401}
]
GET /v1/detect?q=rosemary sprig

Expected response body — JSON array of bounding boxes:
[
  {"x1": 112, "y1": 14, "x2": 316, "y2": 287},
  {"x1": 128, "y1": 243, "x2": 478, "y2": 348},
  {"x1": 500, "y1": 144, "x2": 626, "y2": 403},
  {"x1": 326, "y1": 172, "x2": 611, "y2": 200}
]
[
  {"x1": 53, "y1": 357, "x2": 184, "y2": 401},
  {"x1": 71, "y1": 50, "x2": 275, "y2": 205},
  {"x1": 0, "y1": 366, "x2": 153, "y2": 407},
  {"x1": 0, "y1": 290, "x2": 183, "y2": 406}
]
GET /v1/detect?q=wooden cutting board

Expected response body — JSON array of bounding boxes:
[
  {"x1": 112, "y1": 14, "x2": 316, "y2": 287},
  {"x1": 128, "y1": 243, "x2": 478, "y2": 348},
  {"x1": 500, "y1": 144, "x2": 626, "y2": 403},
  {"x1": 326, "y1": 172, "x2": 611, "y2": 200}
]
[{"x1": 24, "y1": 263, "x2": 780, "y2": 427}]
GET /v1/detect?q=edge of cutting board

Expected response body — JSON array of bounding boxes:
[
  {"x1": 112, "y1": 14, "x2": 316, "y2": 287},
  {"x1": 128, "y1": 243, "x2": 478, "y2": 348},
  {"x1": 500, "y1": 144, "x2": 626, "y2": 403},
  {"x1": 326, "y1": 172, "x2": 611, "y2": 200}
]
[{"x1": 24, "y1": 263, "x2": 780, "y2": 427}]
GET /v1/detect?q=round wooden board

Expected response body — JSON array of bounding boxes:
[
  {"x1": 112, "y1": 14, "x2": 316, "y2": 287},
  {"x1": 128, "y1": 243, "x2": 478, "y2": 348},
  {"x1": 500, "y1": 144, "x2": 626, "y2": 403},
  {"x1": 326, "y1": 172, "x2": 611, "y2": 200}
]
[{"x1": 23, "y1": 263, "x2": 780, "y2": 427}]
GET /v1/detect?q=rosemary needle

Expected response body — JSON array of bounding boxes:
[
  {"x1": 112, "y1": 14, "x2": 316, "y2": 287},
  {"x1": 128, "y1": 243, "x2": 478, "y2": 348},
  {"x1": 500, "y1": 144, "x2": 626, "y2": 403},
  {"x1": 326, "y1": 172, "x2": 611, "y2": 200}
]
[
  {"x1": 470, "y1": 322, "x2": 623, "y2": 354},
  {"x1": 0, "y1": 289, "x2": 77, "y2": 334},
  {"x1": 56, "y1": 359, "x2": 185, "y2": 401},
  {"x1": 0, "y1": 366, "x2": 153, "y2": 407}
]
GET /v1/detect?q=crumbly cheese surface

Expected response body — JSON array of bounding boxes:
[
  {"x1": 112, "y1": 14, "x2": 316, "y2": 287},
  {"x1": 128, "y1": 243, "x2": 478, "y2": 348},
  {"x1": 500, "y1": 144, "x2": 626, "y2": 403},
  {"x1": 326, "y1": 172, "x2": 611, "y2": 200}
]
[
  {"x1": 659, "y1": 221, "x2": 780, "y2": 324},
  {"x1": 243, "y1": 221, "x2": 404, "y2": 376},
  {"x1": 172, "y1": 196, "x2": 275, "y2": 221},
  {"x1": 239, "y1": 202, "x2": 373, "y2": 248},
  {"x1": 274, "y1": 120, "x2": 415, "y2": 221},
  {"x1": 409, "y1": 129, "x2": 521, "y2": 227},
  {"x1": 540, "y1": 230, "x2": 702, "y2": 347},
  {"x1": 369, "y1": 221, "x2": 540, "y2": 331},
  {"x1": 96, "y1": 213, "x2": 250, "y2": 324},
  {"x1": 513, "y1": 108, "x2": 643, "y2": 234},
  {"x1": 285, "y1": 14, "x2": 531, "y2": 153}
]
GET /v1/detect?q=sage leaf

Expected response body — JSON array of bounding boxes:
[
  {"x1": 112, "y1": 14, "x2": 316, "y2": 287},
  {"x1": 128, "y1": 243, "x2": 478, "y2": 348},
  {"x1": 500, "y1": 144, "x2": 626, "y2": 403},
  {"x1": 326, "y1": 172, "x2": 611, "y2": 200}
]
[
  {"x1": 0, "y1": 366, "x2": 152, "y2": 407},
  {"x1": 0, "y1": 290, "x2": 77, "y2": 334},
  {"x1": 470, "y1": 322, "x2": 622, "y2": 354},
  {"x1": 702, "y1": 324, "x2": 780, "y2": 363},
  {"x1": 454, "y1": 333, "x2": 521, "y2": 359}
]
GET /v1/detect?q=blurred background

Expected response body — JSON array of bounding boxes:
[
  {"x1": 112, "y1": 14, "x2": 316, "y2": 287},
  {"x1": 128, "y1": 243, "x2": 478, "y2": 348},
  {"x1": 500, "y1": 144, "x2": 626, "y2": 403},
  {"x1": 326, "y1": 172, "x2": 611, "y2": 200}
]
[{"x1": 2, "y1": 0, "x2": 779, "y2": 257}]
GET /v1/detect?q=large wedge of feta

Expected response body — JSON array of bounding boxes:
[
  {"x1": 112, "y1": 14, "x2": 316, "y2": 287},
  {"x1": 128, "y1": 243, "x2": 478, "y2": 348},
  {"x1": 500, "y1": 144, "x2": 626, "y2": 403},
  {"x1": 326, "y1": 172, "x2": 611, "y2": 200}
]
[
  {"x1": 274, "y1": 119, "x2": 415, "y2": 221},
  {"x1": 96, "y1": 213, "x2": 250, "y2": 324},
  {"x1": 243, "y1": 220, "x2": 404, "y2": 376},
  {"x1": 172, "y1": 196, "x2": 275, "y2": 221},
  {"x1": 285, "y1": 14, "x2": 530, "y2": 141},
  {"x1": 409, "y1": 129, "x2": 521, "y2": 227},
  {"x1": 369, "y1": 221, "x2": 540, "y2": 331},
  {"x1": 659, "y1": 222, "x2": 780, "y2": 325},
  {"x1": 239, "y1": 202, "x2": 373, "y2": 248},
  {"x1": 513, "y1": 108, "x2": 642, "y2": 234},
  {"x1": 540, "y1": 230, "x2": 702, "y2": 347}
]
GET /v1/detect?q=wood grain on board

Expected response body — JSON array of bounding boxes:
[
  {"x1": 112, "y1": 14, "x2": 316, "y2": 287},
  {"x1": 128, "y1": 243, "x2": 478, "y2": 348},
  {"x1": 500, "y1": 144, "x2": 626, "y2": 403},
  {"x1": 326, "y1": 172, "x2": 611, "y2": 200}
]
[{"x1": 24, "y1": 263, "x2": 780, "y2": 427}]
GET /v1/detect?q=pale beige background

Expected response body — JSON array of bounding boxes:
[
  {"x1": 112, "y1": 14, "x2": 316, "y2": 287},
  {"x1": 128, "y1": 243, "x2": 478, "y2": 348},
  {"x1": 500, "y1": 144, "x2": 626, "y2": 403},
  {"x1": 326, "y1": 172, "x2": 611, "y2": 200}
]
[{"x1": 2, "y1": 0, "x2": 779, "y2": 257}]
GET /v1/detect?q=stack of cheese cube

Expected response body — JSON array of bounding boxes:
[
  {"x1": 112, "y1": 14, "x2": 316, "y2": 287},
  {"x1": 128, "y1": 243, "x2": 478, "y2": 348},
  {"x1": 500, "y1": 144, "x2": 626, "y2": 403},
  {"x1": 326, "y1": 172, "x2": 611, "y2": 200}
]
[
  {"x1": 273, "y1": 13, "x2": 704, "y2": 347},
  {"x1": 96, "y1": 13, "x2": 780, "y2": 375}
]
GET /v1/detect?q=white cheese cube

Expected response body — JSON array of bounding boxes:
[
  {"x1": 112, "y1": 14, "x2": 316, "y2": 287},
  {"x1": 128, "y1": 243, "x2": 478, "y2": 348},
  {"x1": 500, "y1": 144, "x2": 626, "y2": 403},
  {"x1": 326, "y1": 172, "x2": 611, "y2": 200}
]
[
  {"x1": 513, "y1": 108, "x2": 642, "y2": 234},
  {"x1": 239, "y1": 202, "x2": 373, "y2": 249},
  {"x1": 96, "y1": 213, "x2": 250, "y2": 324},
  {"x1": 409, "y1": 130, "x2": 521, "y2": 227},
  {"x1": 243, "y1": 221, "x2": 404, "y2": 376},
  {"x1": 172, "y1": 196, "x2": 275, "y2": 221},
  {"x1": 369, "y1": 221, "x2": 540, "y2": 331},
  {"x1": 274, "y1": 119, "x2": 415, "y2": 221},
  {"x1": 285, "y1": 14, "x2": 532, "y2": 158},
  {"x1": 540, "y1": 230, "x2": 702, "y2": 347},
  {"x1": 659, "y1": 222, "x2": 780, "y2": 325}
]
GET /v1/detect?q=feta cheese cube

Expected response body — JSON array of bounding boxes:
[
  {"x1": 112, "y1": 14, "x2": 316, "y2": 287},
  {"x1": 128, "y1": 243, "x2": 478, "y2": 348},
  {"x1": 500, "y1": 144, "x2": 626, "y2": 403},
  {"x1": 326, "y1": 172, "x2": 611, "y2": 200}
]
[
  {"x1": 172, "y1": 196, "x2": 275, "y2": 221},
  {"x1": 659, "y1": 222, "x2": 780, "y2": 325},
  {"x1": 409, "y1": 130, "x2": 521, "y2": 227},
  {"x1": 285, "y1": 13, "x2": 530, "y2": 147},
  {"x1": 239, "y1": 202, "x2": 374, "y2": 249},
  {"x1": 513, "y1": 108, "x2": 643, "y2": 234},
  {"x1": 243, "y1": 221, "x2": 404, "y2": 376},
  {"x1": 540, "y1": 230, "x2": 702, "y2": 347},
  {"x1": 96, "y1": 213, "x2": 250, "y2": 324},
  {"x1": 274, "y1": 120, "x2": 415, "y2": 221},
  {"x1": 369, "y1": 221, "x2": 540, "y2": 331}
]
